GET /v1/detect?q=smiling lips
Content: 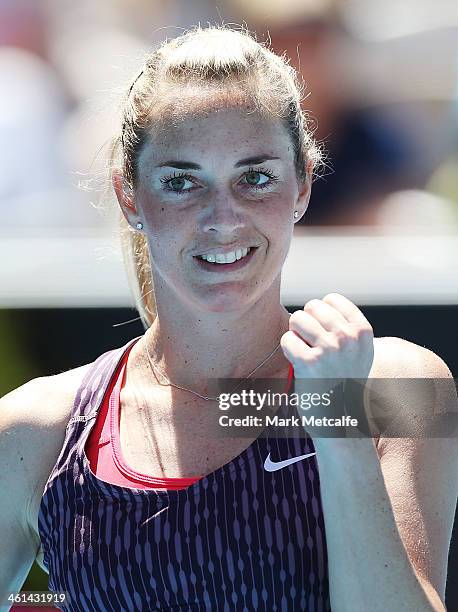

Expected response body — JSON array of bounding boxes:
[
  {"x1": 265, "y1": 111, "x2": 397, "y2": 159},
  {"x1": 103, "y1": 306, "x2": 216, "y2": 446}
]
[
  {"x1": 194, "y1": 247, "x2": 257, "y2": 270},
  {"x1": 197, "y1": 247, "x2": 251, "y2": 264}
]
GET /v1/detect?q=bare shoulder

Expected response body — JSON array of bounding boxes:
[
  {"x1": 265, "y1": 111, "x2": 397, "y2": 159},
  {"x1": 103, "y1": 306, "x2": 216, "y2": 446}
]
[
  {"x1": 372, "y1": 335, "x2": 454, "y2": 378},
  {"x1": 371, "y1": 336, "x2": 455, "y2": 413},
  {"x1": 371, "y1": 336, "x2": 457, "y2": 456},
  {"x1": 0, "y1": 362, "x2": 94, "y2": 569},
  {"x1": 0, "y1": 362, "x2": 94, "y2": 433}
]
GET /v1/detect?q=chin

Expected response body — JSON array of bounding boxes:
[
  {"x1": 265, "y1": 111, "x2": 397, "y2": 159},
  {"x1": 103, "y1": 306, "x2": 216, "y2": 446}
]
[{"x1": 195, "y1": 286, "x2": 256, "y2": 313}]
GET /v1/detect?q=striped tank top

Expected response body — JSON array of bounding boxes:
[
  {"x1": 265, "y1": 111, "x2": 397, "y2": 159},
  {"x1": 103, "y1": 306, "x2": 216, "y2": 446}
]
[{"x1": 38, "y1": 338, "x2": 331, "y2": 611}]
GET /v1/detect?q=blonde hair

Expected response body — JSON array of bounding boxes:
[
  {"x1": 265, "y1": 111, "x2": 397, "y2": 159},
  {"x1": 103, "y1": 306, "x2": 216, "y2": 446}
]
[{"x1": 111, "y1": 24, "x2": 323, "y2": 330}]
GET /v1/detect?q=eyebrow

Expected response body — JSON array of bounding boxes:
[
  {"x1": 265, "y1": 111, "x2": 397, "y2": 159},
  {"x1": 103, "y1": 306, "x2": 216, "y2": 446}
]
[{"x1": 156, "y1": 155, "x2": 281, "y2": 170}]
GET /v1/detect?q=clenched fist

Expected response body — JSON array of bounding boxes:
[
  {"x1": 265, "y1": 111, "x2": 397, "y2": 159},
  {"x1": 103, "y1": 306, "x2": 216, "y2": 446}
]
[{"x1": 280, "y1": 293, "x2": 375, "y2": 439}]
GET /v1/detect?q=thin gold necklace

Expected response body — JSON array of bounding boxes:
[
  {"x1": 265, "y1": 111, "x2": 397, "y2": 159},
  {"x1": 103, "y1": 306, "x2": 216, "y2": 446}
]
[{"x1": 143, "y1": 336, "x2": 283, "y2": 401}]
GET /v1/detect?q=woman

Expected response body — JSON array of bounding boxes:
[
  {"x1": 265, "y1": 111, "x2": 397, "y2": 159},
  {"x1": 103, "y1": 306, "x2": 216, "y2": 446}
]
[{"x1": 1, "y1": 26, "x2": 456, "y2": 612}]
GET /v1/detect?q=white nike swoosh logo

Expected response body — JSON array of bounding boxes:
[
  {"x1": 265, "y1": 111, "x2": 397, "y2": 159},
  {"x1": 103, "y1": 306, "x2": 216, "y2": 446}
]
[{"x1": 264, "y1": 451, "x2": 317, "y2": 472}]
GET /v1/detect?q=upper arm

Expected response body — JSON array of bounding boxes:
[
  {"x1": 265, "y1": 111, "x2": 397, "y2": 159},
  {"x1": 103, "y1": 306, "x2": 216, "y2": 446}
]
[
  {"x1": 376, "y1": 339, "x2": 458, "y2": 609},
  {"x1": 0, "y1": 360, "x2": 93, "y2": 597},
  {"x1": 0, "y1": 379, "x2": 48, "y2": 597}
]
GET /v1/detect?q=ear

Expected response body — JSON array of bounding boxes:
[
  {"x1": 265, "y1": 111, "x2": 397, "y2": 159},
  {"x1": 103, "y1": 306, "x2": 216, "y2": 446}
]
[
  {"x1": 294, "y1": 160, "x2": 313, "y2": 223},
  {"x1": 112, "y1": 169, "x2": 141, "y2": 228}
]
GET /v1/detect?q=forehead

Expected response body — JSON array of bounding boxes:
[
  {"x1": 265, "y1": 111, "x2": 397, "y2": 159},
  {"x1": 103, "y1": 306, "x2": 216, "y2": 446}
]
[
  {"x1": 154, "y1": 105, "x2": 288, "y2": 144},
  {"x1": 138, "y1": 109, "x2": 294, "y2": 175},
  {"x1": 137, "y1": 83, "x2": 294, "y2": 162}
]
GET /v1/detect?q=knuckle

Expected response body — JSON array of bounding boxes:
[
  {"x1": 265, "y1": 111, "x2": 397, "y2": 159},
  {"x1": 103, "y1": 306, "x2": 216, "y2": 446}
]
[
  {"x1": 289, "y1": 310, "x2": 303, "y2": 325},
  {"x1": 304, "y1": 299, "x2": 321, "y2": 311},
  {"x1": 280, "y1": 331, "x2": 293, "y2": 347},
  {"x1": 323, "y1": 292, "x2": 340, "y2": 302},
  {"x1": 356, "y1": 324, "x2": 373, "y2": 338},
  {"x1": 334, "y1": 329, "x2": 356, "y2": 345}
]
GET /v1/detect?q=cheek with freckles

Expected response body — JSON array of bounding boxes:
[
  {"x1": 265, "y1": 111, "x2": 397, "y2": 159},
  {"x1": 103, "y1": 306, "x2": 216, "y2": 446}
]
[
  {"x1": 136, "y1": 184, "x2": 193, "y2": 240},
  {"x1": 135, "y1": 185, "x2": 171, "y2": 234},
  {"x1": 259, "y1": 190, "x2": 296, "y2": 256},
  {"x1": 134, "y1": 192, "x2": 192, "y2": 283}
]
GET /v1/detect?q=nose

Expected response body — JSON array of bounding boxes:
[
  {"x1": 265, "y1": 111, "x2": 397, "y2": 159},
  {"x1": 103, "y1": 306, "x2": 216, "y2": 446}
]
[{"x1": 199, "y1": 190, "x2": 246, "y2": 235}]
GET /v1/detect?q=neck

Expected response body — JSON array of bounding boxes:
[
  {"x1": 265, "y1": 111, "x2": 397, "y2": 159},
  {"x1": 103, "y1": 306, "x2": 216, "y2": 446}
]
[{"x1": 133, "y1": 290, "x2": 292, "y2": 393}]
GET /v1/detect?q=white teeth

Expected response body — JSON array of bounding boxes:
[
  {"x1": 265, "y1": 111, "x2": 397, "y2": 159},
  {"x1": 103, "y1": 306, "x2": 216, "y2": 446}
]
[{"x1": 199, "y1": 247, "x2": 251, "y2": 264}]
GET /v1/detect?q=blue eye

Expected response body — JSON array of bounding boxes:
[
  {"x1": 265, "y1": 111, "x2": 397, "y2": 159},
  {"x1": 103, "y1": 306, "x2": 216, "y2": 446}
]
[
  {"x1": 160, "y1": 172, "x2": 195, "y2": 193},
  {"x1": 243, "y1": 167, "x2": 279, "y2": 190},
  {"x1": 245, "y1": 171, "x2": 269, "y2": 186}
]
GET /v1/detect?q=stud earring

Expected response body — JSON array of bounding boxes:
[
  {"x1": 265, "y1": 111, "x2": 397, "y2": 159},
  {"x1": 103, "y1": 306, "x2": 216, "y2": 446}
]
[
  {"x1": 136, "y1": 221, "x2": 143, "y2": 230},
  {"x1": 293, "y1": 210, "x2": 299, "y2": 219}
]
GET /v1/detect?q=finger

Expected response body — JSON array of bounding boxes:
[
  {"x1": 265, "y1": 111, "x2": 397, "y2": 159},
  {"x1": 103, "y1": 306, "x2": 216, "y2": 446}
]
[
  {"x1": 289, "y1": 310, "x2": 328, "y2": 346},
  {"x1": 303, "y1": 298, "x2": 348, "y2": 332},
  {"x1": 321, "y1": 293, "x2": 371, "y2": 328},
  {"x1": 280, "y1": 330, "x2": 322, "y2": 368}
]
